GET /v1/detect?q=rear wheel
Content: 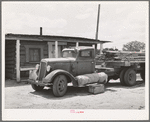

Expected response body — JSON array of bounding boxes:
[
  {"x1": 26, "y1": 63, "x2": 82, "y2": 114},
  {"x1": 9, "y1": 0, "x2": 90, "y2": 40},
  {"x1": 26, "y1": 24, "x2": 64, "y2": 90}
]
[
  {"x1": 52, "y1": 75, "x2": 68, "y2": 97},
  {"x1": 120, "y1": 68, "x2": 128, "y2": 85},
  {"x1": 31, "y1": 84, "x2": 44, "y2": 91},
  {"x1": 124, "y1": 68, "x2": 136, "y2": 86}
]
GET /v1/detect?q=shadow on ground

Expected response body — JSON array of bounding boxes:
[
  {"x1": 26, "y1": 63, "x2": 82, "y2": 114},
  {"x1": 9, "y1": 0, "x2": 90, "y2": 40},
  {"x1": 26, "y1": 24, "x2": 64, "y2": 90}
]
[
  {"x1": 106, "y1": 80, "x2": 145, "y2": 89},
  {"x1": 5, "y1": 79, "x2": 29, "y2": 88},
  {"x1": 30, "y1": 79, "x2": 145, "y2": 100}
]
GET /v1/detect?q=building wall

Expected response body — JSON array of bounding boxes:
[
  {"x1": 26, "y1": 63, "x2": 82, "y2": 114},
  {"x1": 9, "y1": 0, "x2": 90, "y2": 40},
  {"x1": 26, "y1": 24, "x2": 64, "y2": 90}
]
[
  {"x1": 20, "y1": 41, "x2": 48, "y2": 77},
  {"x1": 5, "y1": 40, "x2": 16, "y2": 79},
  {"x1": 20, "y1": 40, "x2": 48, "y2": 67},
  {"x1": 5, "y1": 38, "x2": 95, "y2": 80}
]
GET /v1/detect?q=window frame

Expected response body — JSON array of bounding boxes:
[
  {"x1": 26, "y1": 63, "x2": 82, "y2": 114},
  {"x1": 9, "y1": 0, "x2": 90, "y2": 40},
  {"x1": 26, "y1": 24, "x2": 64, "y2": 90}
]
[
  {"x1": 78, "y1": 50, "x2": 93, "y2": 58},
  {"x1": 24, "y1": 45, "x2": 44, "y2": 62}
]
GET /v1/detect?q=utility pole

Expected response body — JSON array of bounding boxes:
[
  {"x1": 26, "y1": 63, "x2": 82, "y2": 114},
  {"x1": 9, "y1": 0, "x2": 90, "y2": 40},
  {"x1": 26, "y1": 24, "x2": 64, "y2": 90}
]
[
  {"x1": 95, "y1": 4, "x2": 100, "y2": 40},
  {"x1": 95, "y1": 4, "x2": 102, "y2": 54}
]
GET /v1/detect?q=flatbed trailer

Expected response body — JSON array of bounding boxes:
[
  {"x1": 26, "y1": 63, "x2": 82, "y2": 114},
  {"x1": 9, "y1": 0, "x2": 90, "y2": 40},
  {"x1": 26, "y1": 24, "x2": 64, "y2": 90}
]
[{"x1": 95, "y1": 60, "x2": 145, "y2": 86}]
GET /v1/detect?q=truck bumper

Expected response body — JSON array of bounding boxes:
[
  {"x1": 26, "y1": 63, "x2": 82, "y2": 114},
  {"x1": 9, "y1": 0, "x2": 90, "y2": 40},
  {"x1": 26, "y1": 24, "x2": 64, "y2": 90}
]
[{"x1": 28, "y1": 79, "x2": 52, "y2": 86}]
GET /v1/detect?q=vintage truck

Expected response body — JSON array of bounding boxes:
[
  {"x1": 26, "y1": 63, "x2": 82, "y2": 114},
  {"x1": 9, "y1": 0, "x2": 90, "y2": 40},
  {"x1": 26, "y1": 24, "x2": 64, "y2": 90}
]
[
  {"x1": 28, "y1": 46, "x2": 108, "y2": 97},
  {"x1": 28, "y1": 46, "x2": 145, "y2": 97}
]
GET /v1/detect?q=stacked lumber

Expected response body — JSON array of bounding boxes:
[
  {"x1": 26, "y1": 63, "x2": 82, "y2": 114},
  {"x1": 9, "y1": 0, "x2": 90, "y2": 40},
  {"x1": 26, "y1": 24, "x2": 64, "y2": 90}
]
[{"x1": 96, "y1": 50, "x2": 145, "y2": 62}]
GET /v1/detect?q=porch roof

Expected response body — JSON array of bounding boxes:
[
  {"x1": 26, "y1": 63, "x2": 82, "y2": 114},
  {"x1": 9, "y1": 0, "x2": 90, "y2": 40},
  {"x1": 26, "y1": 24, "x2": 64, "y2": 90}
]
[{"x1": 5, "y1": 33, "x2": 111, "y2": 44}]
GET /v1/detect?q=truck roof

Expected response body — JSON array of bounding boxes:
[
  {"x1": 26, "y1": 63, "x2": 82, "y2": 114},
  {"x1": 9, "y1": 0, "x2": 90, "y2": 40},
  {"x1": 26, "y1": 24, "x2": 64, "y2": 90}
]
[{"x1": 62, "y1": 46, "x2": 94, "y2": 52}]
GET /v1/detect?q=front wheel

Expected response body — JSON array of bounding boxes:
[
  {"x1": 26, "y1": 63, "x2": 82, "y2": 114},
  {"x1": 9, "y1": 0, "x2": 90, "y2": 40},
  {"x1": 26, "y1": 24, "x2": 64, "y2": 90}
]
[
  {"x1": 31, "y1": 84, "x2": 44, "y2": 91},
  {"x1": 124, "y1": 68, "x2": 136, "y2": 86},
  {"x1": 52, "y1": 75, "x2": 68, "y2": 97}
]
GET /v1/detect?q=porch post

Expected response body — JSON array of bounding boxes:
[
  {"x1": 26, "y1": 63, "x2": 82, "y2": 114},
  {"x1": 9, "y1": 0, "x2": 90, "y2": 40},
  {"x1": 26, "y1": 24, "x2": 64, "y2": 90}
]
[
  {"x1": 100, "y1": 43, "x2": 103, "y2": 54},
  {"x1": 76, "y1": 42, "x2": 79, "y2": 47},
  {"x1": 16, "y1": 40, "x2": 20, "y2": 82},
  {"x1": 55, "y1": 41, "x2": 58, "y2": 58},
  {"x1": 48, "y1": 42, "x2": 52, "y2": 58}
]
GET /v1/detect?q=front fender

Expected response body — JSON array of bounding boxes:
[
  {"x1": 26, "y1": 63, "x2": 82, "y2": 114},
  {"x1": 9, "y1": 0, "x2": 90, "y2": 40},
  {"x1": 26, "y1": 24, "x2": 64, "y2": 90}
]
[{"x1": 43, "y1": 69, "x2": 78, "y2": 87}]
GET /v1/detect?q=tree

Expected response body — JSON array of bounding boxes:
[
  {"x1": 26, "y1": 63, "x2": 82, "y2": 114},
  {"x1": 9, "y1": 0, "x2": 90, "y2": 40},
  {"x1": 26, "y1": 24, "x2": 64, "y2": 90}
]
[{"x1": 122, "y1": 41, "x2": 145, "y2": 51}]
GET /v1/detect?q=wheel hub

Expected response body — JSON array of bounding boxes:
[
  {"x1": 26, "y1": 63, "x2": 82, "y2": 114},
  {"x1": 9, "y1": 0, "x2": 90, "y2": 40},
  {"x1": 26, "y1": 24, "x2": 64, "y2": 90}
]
[{"x1": 58, "y1": 80, "x2": 65, "y2": 92}]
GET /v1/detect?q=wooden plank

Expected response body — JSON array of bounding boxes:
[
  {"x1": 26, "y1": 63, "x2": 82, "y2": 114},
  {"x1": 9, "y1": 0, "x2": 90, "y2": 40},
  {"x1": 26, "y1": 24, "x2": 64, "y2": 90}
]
[
  {"x1": 21, "y1": 41, "x2": 47, "y2": 45},
  {"x1": 5, "y1": 65, "x2": 15, "y2": 68},
  {"x1": 44, "y1": 51, "x2": 48, "y2": 55},
  {"x1": 55, "y1": 41, "x2": 58, "y2": 58},
  {"x1": 16, "y1": 40, "x2": 20, "y2": 82},
  {"x1": 48, "y1": 42, "x2": 53, "y2": 58},
  {"x1": 5, "y1": 53, "x2": 16, "y2": 57},
  {"x1": 5, "y1": 57, "x2": 15, "y2": 61},
  {"x1": 5, "y1": 69, "x2": 14, "y2": 73},
  {"x1": 5, "y1": 44, "x2": 16, "y2": 49},
  {"x1": 20, "y1": 56, "x2": 26, "y2": 63},
  {"x1": 5, "y1": 61, "x2": 15, "y2": 64},
  {"x1": 5, "y1": 48, "x2": 16, "y2": 53},
  {"x1": 20, "y1": 51, "x2": 25, "y2": 55},
  {"x1": 44, "y1": 45, "x2": 48, "y2": 49},
  {"x1": 20, "y1": 67, "x2": 36, "y2": 71},
  {"x1": 76, "y1": 42, "x2": 79, "y2": 47},
  {"x1": 100, "y1": 43, "x2": 103, "y2": 54},
  {"x1": 5, "y1": 73, "x2": 15, "y2": 79}
]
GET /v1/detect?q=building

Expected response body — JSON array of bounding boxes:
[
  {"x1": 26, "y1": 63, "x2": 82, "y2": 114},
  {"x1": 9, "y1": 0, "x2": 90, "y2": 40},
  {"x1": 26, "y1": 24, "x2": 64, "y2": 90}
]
[{"x1": 5, "y1": 31, "x2": 110, "y2": 82}]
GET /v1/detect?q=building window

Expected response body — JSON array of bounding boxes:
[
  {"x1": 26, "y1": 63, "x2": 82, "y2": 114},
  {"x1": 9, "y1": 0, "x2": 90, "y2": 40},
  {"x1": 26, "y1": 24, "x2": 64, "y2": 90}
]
[
  {"x1": 29, "y1": 48, "x2": 41, "y2": 62},
  {"x1": 25, "y1": 45, "x2": 44, "y2": 62}
]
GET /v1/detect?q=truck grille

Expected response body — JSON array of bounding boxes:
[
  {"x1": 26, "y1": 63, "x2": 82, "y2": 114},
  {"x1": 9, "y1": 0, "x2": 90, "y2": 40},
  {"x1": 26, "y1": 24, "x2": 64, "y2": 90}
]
[{"x1": 38, "y1": 61, "x2": 47, "y2": 82}]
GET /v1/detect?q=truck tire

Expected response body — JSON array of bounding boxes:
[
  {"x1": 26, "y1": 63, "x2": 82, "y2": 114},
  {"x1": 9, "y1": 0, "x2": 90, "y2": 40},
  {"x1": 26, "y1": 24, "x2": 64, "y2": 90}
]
[
  {"x1": 124, "y1": 68, "x2": 136, "y2": 86},
  {"x1": 120, "y1": 68, "x2": 128, "y2": 85},
  {"x1": 31, "y1": 84, "x2": 44, "y2": 91},
  {"x1": 140, "y1": 70, "x2": 145, "y2": 81},
  {"x1": 52, "y1": 75, "x2": 68, "y2": 97}
]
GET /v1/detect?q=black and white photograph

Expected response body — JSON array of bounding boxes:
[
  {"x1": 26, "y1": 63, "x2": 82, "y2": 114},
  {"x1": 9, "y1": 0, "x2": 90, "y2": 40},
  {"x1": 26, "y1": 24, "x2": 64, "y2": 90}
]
[{"x1": 2, "y1": 1, "x2": 149, "y2": 121}]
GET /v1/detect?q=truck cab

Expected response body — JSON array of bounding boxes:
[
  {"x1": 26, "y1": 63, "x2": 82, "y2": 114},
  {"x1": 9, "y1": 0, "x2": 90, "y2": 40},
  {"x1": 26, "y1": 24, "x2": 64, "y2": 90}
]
[{"x1": 28, "y1": 46, "x2": 96, "y2": 97}]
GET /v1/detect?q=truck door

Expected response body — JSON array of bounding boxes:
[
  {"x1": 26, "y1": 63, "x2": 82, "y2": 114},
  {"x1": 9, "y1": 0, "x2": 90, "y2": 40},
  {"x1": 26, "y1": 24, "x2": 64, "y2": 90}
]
[{"x1": 76, "y1": 49, "x2": 95, "y2": 75}]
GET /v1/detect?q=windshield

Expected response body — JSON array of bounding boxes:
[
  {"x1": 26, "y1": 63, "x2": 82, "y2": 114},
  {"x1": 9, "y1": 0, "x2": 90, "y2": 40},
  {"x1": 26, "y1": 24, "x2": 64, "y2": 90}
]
[{"x1": 62, "y1": 50, "x2": 76, "y2": 58}]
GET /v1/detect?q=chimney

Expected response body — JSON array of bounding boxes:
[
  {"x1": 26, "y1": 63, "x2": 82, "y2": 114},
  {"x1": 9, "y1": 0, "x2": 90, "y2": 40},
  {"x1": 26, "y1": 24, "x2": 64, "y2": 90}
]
[{"x1": 40, "y1": 27, "x2": 42, "y2": 35}]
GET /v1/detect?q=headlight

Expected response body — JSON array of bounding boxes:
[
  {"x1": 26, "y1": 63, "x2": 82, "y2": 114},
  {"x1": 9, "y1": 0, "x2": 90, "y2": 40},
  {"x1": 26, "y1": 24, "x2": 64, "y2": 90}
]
[
  {"x1": 47, "y1": 65, "x2": 51, "y2": 72},
  {"x1": 35, "y1": 64, "x2": 39, "y2": 70}
]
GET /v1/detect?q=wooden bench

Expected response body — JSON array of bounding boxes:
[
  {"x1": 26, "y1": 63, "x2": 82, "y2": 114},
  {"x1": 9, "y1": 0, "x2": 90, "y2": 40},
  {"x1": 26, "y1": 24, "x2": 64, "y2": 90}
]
[
  {"x1": 19, "y1": 67, "x2": 36, "y2": 81},
  {"x1": 20, "y1": 67, "x2": 36, "y2": 71}
]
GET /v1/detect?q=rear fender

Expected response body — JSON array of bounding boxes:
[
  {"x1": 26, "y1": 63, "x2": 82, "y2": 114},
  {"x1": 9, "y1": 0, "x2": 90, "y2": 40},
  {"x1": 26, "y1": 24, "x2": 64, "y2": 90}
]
[{"x1": 43, "y1": 69, "x2": 78, "y2": 87}]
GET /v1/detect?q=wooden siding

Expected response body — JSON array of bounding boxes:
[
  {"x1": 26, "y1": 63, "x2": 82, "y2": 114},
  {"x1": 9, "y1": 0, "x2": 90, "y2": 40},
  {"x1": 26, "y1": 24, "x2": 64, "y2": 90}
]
[
  {"x1": 20, "y1": 41, "x2": 48, "y2": 77},
  {"x1": 5, "y1": 40, "x2": 16, "y2": 79}
]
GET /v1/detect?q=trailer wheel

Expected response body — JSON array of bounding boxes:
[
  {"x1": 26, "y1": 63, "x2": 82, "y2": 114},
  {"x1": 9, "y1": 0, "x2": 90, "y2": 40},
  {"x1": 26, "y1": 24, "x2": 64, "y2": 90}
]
[
  {"x1": 120, "y1": 68, "x2": 128, "y2": 85},
  {"x1": 31, "y1": 84, "x2": 44, "y2": 91},
  {"x1": 52, "y1": 75, "x2": 68, "y2": 97},
  {"x1": 140, "y1": 70, "x2": 145, "y2": 81},
  {"x1": 124, "y1": 68, "x2": 136, "y2": 86}
]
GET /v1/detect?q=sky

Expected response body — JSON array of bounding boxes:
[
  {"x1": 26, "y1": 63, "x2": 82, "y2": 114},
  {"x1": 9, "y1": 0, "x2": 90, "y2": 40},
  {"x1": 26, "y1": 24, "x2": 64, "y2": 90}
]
[{"x1": 2, "y1": 1, "x2": 148, "y2": 50}]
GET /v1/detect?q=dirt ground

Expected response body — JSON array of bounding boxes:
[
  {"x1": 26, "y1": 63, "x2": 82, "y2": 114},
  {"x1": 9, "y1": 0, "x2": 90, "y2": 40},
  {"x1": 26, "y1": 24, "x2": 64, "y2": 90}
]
[{"x1": 5, "y1": 74, "x2": 145, "y2": 109}]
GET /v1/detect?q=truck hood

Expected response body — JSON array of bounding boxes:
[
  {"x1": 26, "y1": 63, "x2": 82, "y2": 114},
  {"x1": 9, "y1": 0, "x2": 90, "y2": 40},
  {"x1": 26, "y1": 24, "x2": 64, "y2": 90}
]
[{"x1": 41, "y1": 57, "x2": 76, "y2": 63}]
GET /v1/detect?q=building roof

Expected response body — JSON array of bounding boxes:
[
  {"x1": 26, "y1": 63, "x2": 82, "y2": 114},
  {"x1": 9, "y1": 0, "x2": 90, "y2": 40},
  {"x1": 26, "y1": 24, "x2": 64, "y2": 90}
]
[{"x1": 5, "y1": 33, "x2": 111, "y2": 44}]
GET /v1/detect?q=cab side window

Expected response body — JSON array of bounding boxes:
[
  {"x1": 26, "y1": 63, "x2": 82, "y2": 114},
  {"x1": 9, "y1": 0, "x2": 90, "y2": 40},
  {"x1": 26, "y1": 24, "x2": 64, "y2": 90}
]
[{"x1": 79, "y1": 50, "x2": 92, "y2": 58}]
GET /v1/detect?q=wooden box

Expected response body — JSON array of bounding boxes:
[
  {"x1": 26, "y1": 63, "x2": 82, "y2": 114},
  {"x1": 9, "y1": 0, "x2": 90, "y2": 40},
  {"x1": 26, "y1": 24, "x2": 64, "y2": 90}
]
[{"x1": 88, "y1": 83, "x2": 105, "y2": 94}]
